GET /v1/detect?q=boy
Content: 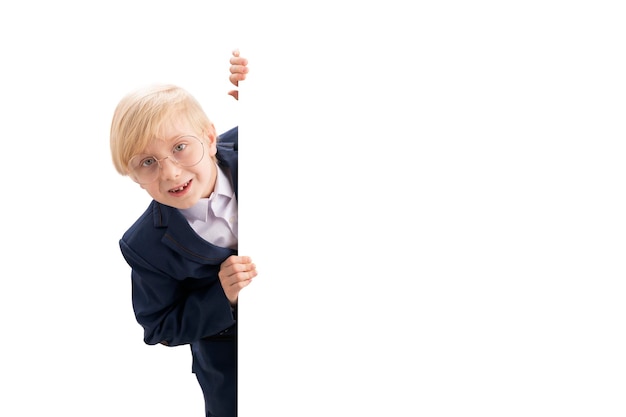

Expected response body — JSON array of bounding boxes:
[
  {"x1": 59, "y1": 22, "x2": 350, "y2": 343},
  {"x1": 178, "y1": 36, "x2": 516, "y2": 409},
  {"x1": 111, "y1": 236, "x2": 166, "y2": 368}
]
[{"x1": 109, "y1": 50, "x2": 255, "y2": 417}]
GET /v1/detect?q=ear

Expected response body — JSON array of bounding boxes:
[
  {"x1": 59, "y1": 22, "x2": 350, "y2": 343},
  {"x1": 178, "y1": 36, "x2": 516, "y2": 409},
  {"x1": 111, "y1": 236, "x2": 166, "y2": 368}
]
[{"x1": 203, "y1": 123, "x2": 218, "y2": 157}]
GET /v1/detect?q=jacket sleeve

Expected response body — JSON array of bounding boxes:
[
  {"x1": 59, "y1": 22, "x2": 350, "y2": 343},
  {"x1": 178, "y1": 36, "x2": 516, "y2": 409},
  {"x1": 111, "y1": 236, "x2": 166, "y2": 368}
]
[{"x1": 120, "y1": 240, "x2": 236, "y2": 347}]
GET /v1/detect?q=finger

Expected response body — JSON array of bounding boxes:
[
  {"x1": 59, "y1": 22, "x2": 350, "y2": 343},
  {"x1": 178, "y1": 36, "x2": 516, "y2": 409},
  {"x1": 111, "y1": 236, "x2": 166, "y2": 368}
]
[
  {"x1": 222, "y1": 270, "x2": 257, "y2": 289},
  {"x1": 232, "y1": 48, "x2": 240, "y2": 57},
  {"x1": 222, "y1": 255, "x2": 252, "y2": 268},
  {"x1": 229, "y1": 73, "x2": 247, "y2": 86},
  {"x1": 229, "y1": 73, "x2": 247, "y2": 84},
  {"x1": 227, "y1": 261, "x2": 256, "y2": 274},
  {"x1": 230, "y1": 56, "x2": 248, "y2": 66},
  {"x1": 225, "y1": 280, "x2": 252, "y2": 301},
  {"x1": 228, "y1": 90, "x2": 239, "y2": 100},
  {"x1": 220, "y1": 258, "x2": 255, "y2": 278},
  {"x1": 234, "y1": 269, "x2": 258, "y2": 284},
  {"x1": 229, "y1": 63, "x2": 249, "y2": 74},
  {"x1": 224, "y1": 263, "x2": 257, "y2": 281}
]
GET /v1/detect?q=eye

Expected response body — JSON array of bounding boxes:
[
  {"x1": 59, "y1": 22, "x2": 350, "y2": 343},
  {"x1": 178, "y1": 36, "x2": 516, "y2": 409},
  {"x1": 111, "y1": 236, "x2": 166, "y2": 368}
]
[
  {"x1": 173, "y1": 142, "x2": 188, "y2": 153},
  {"x1": 140, "y1": 157, "x2": 157, "y2": 168}
]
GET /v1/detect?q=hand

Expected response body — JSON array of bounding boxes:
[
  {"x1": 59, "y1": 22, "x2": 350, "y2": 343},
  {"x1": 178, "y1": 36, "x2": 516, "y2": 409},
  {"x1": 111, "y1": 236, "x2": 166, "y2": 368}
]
[
  {"x1": 218, "y1": 255, "x2": 257, "y2": 306},
  {"x1": 228, "y1": 49, "x2": 249, "y2": 101}
]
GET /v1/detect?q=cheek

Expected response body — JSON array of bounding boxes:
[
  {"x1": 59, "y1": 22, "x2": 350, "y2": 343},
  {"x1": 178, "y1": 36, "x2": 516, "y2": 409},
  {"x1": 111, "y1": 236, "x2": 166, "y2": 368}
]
[
  {"x1": 198, "y1": 156, "x2": 216, "y2": 173},
  {"x1": 141, "y1": 183, "x2": 161, "y2": 197}
]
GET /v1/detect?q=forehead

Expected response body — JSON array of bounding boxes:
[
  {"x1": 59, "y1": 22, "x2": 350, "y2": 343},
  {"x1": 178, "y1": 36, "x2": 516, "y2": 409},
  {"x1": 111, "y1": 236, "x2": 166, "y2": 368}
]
[
  {"x1": 142, "y1": 117, "x2": 199, "y2": 153},
  {"x1": 157, "y1": 115, "x2": 197, "y2": 140}
]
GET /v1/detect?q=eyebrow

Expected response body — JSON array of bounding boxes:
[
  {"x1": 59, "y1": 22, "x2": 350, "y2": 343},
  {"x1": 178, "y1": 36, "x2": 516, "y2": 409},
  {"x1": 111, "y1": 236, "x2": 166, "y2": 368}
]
[
  {"x1": 139, "y1": 135, "x2": 195, "y2": 155},
  {"x1": 157, "y1": 134, "x2": 195, "y2": 143}
]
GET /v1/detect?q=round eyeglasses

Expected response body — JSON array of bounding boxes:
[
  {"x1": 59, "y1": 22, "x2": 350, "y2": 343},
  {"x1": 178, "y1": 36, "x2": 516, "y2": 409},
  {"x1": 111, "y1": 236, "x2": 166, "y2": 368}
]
[{"x1": 128, "y1": 135, "x2": 205, "y2": 184}]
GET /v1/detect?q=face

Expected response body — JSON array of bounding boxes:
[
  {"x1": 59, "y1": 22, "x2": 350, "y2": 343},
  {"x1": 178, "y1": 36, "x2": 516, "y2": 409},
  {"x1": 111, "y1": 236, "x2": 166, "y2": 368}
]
[{"x1": 135, "y1": 117, "x2": 218, "y2": 209}]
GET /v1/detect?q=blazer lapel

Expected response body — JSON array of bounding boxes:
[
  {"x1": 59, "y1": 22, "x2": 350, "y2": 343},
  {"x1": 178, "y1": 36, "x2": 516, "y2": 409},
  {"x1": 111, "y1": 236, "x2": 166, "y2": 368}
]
[{"x1": 152, "y1": 202, "x2": 235, "y2": 265}]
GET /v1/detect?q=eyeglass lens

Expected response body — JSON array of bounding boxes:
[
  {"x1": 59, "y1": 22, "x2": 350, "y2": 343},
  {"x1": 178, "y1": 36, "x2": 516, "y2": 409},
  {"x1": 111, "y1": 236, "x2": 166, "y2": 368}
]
[{"x1": 128, "y1": 135, "x2": 204, "y2": 183}]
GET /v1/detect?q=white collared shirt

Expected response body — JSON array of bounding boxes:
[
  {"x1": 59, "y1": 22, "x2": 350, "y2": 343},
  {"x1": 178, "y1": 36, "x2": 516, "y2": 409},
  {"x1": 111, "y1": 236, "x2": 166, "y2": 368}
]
[{"x1": 179, "y1": 163, "x2": 238, "y2": 249}]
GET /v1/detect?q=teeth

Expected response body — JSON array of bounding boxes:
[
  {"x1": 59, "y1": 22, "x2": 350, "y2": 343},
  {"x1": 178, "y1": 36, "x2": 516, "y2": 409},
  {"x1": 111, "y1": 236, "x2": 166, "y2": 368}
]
[{"x1": 170, "y1": 181, "x2": 189, "y2": 192}]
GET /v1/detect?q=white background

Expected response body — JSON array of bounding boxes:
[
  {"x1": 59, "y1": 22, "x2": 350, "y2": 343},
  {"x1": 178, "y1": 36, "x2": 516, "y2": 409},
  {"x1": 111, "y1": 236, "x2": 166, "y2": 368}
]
[{"x1": 1, "y1": 1, "x2": 625, "y2": 416}]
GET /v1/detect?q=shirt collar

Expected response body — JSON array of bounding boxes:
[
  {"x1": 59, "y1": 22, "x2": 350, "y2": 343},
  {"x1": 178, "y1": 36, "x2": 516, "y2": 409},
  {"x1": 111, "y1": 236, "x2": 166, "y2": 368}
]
[{"x1": 179, "y1": 162, "x2": 234, "y2": 222}]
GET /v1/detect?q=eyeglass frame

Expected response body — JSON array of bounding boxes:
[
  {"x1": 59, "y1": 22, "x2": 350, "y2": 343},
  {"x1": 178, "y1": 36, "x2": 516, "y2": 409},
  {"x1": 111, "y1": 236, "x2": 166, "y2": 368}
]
[{"x1": 127, "y1": 134, "x2": 206, "y2": 184}]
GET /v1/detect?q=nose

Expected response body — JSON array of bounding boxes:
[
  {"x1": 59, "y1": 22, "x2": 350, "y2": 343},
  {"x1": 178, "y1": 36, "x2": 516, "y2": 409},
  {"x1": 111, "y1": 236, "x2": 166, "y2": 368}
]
[{"x1": 158, "y1": 156, "x2": 181, "y2": 180}]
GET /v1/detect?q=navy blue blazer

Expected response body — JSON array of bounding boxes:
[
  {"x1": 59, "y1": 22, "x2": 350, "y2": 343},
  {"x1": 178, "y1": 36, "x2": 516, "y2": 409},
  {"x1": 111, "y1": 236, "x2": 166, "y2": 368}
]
[{"x1": 119, "y1": 126, "x2": 239, "y2": 416}]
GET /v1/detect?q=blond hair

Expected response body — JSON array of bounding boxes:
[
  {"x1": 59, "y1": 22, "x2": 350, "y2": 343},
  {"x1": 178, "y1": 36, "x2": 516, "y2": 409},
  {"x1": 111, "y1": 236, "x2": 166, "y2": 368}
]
[{"x1": 110, "y1": 84, "x2": 214, "y2": 175}]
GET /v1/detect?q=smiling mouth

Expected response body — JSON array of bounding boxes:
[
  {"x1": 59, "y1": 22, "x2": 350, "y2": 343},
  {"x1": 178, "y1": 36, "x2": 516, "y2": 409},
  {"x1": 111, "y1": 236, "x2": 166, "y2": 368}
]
[{"x1": 169, "y1": 180, "x2": 191, "y2": 193}]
